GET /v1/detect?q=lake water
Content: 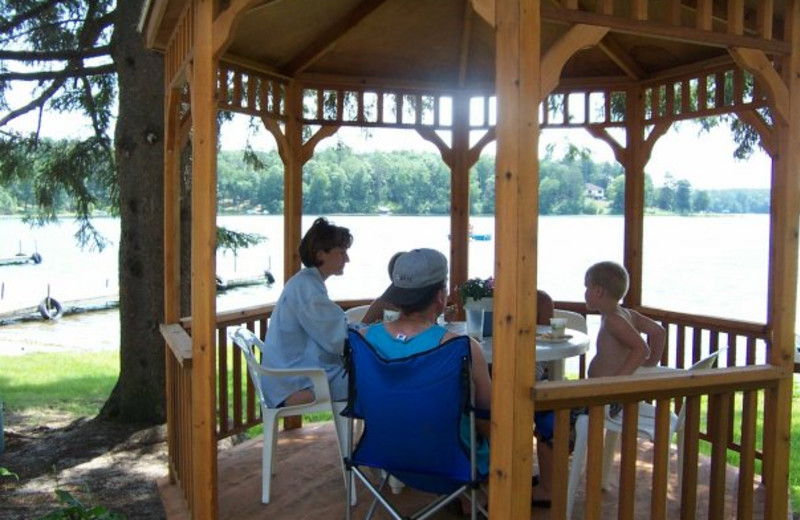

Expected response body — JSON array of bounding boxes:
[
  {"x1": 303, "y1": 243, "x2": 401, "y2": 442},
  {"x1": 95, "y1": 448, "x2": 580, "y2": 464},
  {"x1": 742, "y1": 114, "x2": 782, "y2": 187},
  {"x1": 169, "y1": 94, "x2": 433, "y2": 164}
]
[{"x1": 0, "y1": 213, "x2": 785, "y2": 353}]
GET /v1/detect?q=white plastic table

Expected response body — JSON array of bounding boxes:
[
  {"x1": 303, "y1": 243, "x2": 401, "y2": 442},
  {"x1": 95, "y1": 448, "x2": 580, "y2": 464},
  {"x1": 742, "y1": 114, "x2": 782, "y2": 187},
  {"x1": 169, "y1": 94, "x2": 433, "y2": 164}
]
[{"x1": 445, "y1": 323, "x2": 590, "y2": 381}]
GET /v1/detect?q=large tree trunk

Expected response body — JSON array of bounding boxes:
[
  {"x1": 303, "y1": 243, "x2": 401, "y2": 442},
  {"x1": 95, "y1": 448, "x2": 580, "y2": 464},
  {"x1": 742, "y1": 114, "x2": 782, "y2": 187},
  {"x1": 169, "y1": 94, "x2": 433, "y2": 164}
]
[{"x1": 100, "y1": 0, "x2": 166, "y2": 423}]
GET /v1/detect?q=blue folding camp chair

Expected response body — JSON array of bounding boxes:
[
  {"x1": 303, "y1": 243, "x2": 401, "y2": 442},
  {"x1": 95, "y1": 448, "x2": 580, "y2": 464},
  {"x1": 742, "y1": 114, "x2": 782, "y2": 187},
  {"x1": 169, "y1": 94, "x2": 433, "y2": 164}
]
[{"x1": 343, "y1": 329, "x2": 488, "y2": 520}]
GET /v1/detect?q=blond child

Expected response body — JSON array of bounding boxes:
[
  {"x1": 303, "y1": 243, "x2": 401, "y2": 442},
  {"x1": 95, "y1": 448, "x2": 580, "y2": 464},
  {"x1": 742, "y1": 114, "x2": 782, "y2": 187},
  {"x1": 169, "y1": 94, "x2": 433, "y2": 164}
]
[
  {"x1": 531, "y1": 261, "x2": 666, "y2": 507},
  {"x1": 585, "y1": 261, "x2": 666, "y2": 377}
]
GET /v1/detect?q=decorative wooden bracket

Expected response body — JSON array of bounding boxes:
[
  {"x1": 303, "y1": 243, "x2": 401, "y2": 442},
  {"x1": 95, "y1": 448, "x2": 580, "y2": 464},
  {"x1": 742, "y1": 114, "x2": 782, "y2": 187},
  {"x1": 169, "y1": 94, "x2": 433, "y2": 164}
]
[
  {"x1": 471, "y1": 0, "x2": 494, "y2": 27},
  {"x1": 416, "y1": 128, "x2": 453, "y2": 168},
  {"x1": 541, "y1": 25, "x2": 609, "y2": 97},
  {"x1": 417, "y1": 127, "x2": 496, "y2": 170},
  {"x1": 729, "y1": 47, "x2": 789, "y2": 126},
  {"x1": 643, "y1": 121, "x2": 671, "y2": 164},
  {"x1": 261, "y1": 115, "x2": 339, "y2": 165},
  {"x1": 213, "y1": 0, "x2": 264, "y2": 58},
  {"x1": 587, "y1": 127, "x2": 625, "y2": 166},
  {"x1": 587, "y1": 120, "x2": 670, "y2": 169},
  {"x1": 738, "y1": 109, "x2": 777, "y2": 158}
]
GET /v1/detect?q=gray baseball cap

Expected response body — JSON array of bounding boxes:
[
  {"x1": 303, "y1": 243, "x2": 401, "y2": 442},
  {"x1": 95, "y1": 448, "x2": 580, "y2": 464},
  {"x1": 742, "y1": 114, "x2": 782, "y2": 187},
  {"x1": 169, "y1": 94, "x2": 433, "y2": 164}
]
[{"x1": 381, "y1": 248, "x2": 448, "y2": 306}]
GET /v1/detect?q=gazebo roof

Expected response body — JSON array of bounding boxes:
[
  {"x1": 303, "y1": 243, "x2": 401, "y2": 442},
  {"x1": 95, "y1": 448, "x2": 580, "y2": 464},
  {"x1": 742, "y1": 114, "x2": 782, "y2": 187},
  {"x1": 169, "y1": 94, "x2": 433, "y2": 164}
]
[{"x1": 141, "y1": 0, "x2": 789, "y2": 93}]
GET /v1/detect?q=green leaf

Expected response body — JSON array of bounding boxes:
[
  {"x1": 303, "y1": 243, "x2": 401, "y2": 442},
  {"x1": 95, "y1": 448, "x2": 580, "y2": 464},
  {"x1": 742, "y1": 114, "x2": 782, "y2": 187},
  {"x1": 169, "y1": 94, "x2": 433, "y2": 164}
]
[
  {"x1": 0, "y1": 467, "x2": 19, "y2": 480},
  {"x1": 55, "y1": 489, "x2": 84, "y2": 508}
]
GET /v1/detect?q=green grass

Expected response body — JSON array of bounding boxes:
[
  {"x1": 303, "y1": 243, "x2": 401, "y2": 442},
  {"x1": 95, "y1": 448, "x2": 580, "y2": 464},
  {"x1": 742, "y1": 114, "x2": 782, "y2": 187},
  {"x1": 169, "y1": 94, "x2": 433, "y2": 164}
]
[{"x1": 0, "y1": 351, "x2": 119, "y2": 416}]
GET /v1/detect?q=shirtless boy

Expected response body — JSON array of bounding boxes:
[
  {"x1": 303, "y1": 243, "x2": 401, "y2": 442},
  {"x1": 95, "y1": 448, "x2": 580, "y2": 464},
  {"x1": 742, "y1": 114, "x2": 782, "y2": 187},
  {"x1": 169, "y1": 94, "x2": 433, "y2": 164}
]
[
  {"x1": 585, "y1": 260, "x2": 666, "y2": 377},
  {"x1": 531, "y1": 261, "x2": 666, "y2": 507}
]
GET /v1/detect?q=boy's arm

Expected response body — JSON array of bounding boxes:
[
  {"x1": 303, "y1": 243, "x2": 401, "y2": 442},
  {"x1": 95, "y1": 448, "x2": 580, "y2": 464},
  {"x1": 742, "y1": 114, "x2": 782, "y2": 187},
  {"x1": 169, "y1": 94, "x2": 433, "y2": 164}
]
[
  {"x1": 361, "y1": 298, "x2": 395, "y2": 324},
  {"x1": 605, "y1": 314, "x2": 650, "y2": 375},
  {"x1": 630, "y1": 310, "x2": 667, "y2": 367}
]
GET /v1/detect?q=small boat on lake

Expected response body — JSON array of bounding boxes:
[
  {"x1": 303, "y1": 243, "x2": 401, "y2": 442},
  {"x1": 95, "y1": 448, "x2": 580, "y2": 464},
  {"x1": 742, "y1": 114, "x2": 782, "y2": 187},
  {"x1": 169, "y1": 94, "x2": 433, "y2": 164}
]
[{"x1": 447, "y1": 224, "x2": 492, "y2": 241}]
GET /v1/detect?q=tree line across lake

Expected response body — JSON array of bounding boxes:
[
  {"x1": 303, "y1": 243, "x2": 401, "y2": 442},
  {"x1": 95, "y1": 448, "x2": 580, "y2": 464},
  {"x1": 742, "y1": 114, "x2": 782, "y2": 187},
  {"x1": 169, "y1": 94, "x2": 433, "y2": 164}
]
[
  {"x1": 220, "y1": 146, "x2": 769, "y2": 216},
  {"x1": 0, "y1": 141, "x2": 769, "y2": 216}
]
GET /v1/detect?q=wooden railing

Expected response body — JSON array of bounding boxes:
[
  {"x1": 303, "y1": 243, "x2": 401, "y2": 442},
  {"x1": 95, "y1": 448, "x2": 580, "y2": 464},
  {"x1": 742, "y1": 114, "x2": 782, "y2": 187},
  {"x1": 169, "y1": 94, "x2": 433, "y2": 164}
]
[
  {"x1": 163, "y1": 298, "x2": 779, "y2": 516},
  {"x1": 640, "y1": 306, "x2": 770, "y2": 370},
  {"x1": 554, "y1": 301, "x2": 769, "y2": 373},
  {"x1": 534, "y1": 365, "x2": 784, "y2": 519},
  {"x1": 161, "y1": 323, "x2": 195, "y2": 509},
  {"x1": 538, "y1": 304, "x2": 775, "y2": 518}
]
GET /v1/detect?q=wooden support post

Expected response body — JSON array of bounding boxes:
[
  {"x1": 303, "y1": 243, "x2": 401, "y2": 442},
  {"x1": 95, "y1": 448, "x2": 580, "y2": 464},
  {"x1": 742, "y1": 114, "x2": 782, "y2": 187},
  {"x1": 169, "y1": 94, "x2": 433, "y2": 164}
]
[
  {"x1": 283, "y1": 82, "x2": 304, "y2": 282},
  {"x1": 623, "y1": 86, "x2": 645, "y2": 307},
  {"x1": 163, "y1": 85, "x2": 183, "y2": 486},
  {"x1": 489, "y1": 1, "x2": 538, "y2": 518},
  {"x1": 164, "y1": 85, "x2": 183, "y2": 326},
  {"x1": 762, "y1": 3, "x2": 800, "y2": 518},
  {"x1": 450, "y1": 93, "x2": 471, "y2": 306},
  {"x1": 189, "y1": 0, "x2": 218, "y2": 517},
  {"x1": 282, "y1": 81, "x2": 305, "y2": 432}
]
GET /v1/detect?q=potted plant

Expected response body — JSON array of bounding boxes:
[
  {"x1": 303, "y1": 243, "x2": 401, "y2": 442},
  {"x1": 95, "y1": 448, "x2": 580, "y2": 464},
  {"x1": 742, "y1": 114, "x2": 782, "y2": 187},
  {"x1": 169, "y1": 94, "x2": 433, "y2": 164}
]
[{"x1": 459, "y1": 276, "x2": 494, "y2": 310}]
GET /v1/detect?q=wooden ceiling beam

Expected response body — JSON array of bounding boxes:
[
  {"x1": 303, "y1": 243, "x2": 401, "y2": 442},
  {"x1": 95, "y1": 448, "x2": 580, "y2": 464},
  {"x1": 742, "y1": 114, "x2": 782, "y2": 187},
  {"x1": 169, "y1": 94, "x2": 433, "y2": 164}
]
[
  {"x1": 458, "y1": 1, "x2": 474, "y2": 87},
  {"x1": 542, "y1": 5, "x2": 791, "y2": 55},
  {"x1": 598, "y1": 34, "x2": 646, "y2": 80},
  {"x1": 282, "y1": 0, "x2": 390, "y2": 76}
]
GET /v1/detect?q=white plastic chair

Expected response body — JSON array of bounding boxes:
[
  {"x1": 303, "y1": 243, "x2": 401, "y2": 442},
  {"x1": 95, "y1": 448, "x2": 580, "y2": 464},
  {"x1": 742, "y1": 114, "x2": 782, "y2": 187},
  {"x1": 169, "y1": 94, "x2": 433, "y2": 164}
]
[
  {"x1": 230, "y1": 327, "x2": 351, "y2": 504},
  {"x1": 553, "y1": 308, "x2": 588, "y2": 333},
  {"x1": 567, "y1": 350, "x2": 721, "y2": 518},
  {"x1": 344, "y1": 304, "x2": 371, "y2": 324}
]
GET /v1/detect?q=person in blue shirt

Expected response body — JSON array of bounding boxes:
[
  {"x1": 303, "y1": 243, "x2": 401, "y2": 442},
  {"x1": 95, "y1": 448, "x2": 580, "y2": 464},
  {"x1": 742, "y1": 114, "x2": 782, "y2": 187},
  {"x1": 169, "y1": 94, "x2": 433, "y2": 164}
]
[
  {"x1": 260, "y1": 217, "x2": 353, "y2": 408},
  {"x1": 359, "y1": 249, "x2": 492, "y2": 510}
]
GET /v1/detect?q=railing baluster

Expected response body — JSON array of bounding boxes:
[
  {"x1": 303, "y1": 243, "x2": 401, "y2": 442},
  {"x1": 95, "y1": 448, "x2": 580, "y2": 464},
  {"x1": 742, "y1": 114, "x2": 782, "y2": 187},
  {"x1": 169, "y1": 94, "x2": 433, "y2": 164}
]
[
  {"x1": 618, "y1": 401, "x2": 639, "y2": 520},
  {"x1": 680, "y1": 395, "x2": 701, "y2": 520},
  {"x1": 650, "y1": 399, "x2": 671, "y2": 520},
  {"x1": 217, "y1": 326, "x2": 229, "y2": 435},
  {"x1": 585, "y1": 406, "x2": 605, "y2": 520},
  {"x1": 737, "y1": 388, "x2": 758, "y2": 517},
  {"x1": 747, "y1": 335, "x2": 757, "y2": 364},
  {"x1": 550, "y1": 408, "x2": 571, "y2": 517},
  {"x1": 692, "y1": 327, "x2": 703, "y2": 364},
  {"x1": 230, "y1": 324, "x2": 245, "y2": 428},
  {"x1": 708, "y1": 393, "x2": 731, "y2": 518}
]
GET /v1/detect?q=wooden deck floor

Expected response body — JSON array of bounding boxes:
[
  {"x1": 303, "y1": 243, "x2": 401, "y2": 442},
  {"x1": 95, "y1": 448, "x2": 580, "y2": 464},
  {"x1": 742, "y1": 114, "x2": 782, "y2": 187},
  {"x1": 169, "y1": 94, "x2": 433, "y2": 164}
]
[{"x1": 158, "y1": 421, "x2": 771, "y2": 519}]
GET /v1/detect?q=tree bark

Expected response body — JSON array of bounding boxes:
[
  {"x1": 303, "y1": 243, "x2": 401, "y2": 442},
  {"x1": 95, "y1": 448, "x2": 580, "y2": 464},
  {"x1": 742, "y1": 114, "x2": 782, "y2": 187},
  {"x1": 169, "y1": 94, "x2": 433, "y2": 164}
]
[{"x1": 100, "y1": 0, "x2": 166, "y2": 423}]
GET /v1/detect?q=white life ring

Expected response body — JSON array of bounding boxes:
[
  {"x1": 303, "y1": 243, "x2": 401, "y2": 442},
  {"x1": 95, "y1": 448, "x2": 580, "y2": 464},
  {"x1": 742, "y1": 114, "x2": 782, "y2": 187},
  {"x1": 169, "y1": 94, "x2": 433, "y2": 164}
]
[{"x1": 38, "y1": 297, "x2": 63, "y2": 320}]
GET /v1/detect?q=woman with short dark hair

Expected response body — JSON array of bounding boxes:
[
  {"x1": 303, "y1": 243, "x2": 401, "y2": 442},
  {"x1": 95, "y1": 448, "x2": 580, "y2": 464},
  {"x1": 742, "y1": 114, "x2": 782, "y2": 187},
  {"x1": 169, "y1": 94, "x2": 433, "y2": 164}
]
[{"x1": 261, "y1": 217, "x2": 353, "y2": 407}]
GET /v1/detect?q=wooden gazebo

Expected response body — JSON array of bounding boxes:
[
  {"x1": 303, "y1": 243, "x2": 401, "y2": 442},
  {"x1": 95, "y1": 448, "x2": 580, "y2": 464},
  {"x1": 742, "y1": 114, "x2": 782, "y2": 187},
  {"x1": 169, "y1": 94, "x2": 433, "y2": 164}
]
[{"x1": 141, "y1": 1, "x2": 796, "y2": 518}]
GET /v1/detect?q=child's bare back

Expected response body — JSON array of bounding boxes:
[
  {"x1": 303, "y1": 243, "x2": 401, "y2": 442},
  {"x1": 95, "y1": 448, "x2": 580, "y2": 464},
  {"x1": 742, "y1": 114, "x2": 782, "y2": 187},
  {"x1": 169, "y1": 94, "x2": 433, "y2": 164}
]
[
  {"x1": 589, "y1": 307, "x2": 649, "y2": 377},
  {"x1": 584, "y1": 261, "x2": 666, "y2": 378}
]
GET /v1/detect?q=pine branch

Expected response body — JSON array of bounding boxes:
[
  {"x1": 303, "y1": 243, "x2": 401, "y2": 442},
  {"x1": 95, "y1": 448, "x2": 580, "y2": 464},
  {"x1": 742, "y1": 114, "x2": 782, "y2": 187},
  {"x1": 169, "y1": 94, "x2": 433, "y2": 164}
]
[
  {"x1": 0, "y1": 77, "x2": 65, "y2": 127},
  {"x1": 0, "y1": 45, "x2": 111, "y2": 61},
  {"x1": 0, "y1": 0, "x2": 63, "y2": 35},
  {"x1": 0, "y1": 63, "x2": 115, "y2": 82}
]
